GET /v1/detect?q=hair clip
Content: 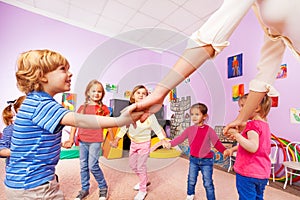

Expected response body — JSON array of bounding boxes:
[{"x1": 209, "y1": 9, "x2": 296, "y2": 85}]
[{"x1": 7, "y1": 99, "x2": 16, "y2": 104}]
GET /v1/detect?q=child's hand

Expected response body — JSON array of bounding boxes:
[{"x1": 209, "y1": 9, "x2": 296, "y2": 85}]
[
  {"x1": 135, "y1": 92, "x2": 164, "y2": 123},
  {"x1": 228, "y1": 128, "x2": 239, "y2": 135},
  {"x1": 162, "y1": 140, "x2": 171, "y2": 149},
  {"x1": 223, "y1": 149, "x2": 231, "y2": 159},
  {"x1": 161, "y1": 139, "x2": 171, "y2": 149},
  {"x1": 223, "y1": 119, "x2": 246, "y2": 135},
  {"x1": 62, "y1": 140, "x2": 74, "y2": 149},
  {"x1": 110, "y1": 139, "x2": 118, "y2": 148},
  {"x1": 117, "y1": 104, "x2": 144, "y2": 127},
  {"x1": 224, "y1": 128, "x2": 239, "y2": 140}
]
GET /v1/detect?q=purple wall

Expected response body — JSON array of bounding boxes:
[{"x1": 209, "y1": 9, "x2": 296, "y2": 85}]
[
  {"x1": 0, "y1": 2, "x2": 299, "y2": 143},
  {"x1": 214, "y1": 10, "x2": 300, "y2": 142},
  {"x1": 160, "y1": 8, "x2": 300, "y2": 142},
  {"x1": 0, "y1": 1, "x2": 108, "y2": 111}
]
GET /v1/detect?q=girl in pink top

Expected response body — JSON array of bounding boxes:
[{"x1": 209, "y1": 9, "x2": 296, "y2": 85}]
[
  {"x1": 165, "y1": 103, "x2": 226, "y2": 200},
  {"x1": 224, "y1": 93, "x2": 272, "y2": 200}
]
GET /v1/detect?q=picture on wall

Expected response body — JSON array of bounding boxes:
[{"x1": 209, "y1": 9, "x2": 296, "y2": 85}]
[
  {"x1": 169, "y1": 88, "x2": 177, "y2": 101},
  {"x1": 105, "y1": 83, "x2": 118, "y2": 93},
  {"x1": 228, "y1": 53, "x2": 243, "y2": 78},
  {"x1": 62, "y1": 93, "x2": 76, "y2": 111},
  {"x1": 276, "y1": 64, "x2": 287, "y2": 79},
  {"x1": 290, "y1": 108, "x2": 300, "y2": 124},
  {"x1": 232, "y1": 84, "x2": 244, "y2": 101},
  {"x1": 124, "y1": 90, "x2": 131, "y2": 99}
]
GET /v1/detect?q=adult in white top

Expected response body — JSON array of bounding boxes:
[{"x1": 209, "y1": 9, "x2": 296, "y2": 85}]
[{"x1": 136, "y1": 0, "x2": 300, "y2": 133}]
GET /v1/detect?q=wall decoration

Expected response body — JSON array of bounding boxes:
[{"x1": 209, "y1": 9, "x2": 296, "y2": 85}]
[
  {"x1": 271, "y1": 96, "x2": 279, "y2": 107},
  {"x1": 276, "y1": 64, "x2": 287, "y2": 79},
  {"x1": 170, "y1": 96, "x2": 191, "y2": 138},
  {"x1": 228, "y1": 53, "x2": 243, "y2": 78},
  {"x1": 105, "y1": 83, "x2": 118, "y2": 93},
  {"x1": 290, "y1": 108, "x2": 300, "y2": 124},
  {"x1": 169, "y1": 88, "x2": 177, "y2": 101},
  {"x1": 124, "y1": 90, "x2": 131, "y2": 99},
  {"x1": 232, "y1": 84, "x2": 244, "y2": 101},
  {"x1": 62, "y1": 93, "x2": 77, "y2": 111},
  {"x1": 170, "y1": 96, "x2": 191, "y2": 156}
]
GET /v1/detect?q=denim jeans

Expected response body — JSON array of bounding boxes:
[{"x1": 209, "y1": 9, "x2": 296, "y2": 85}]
[
  {"x1": 188, "y1": 156, "x2": 215, "y2": 200},
  {"x1": 236, "y1": 173, "x2": 268, "y2": 200},
  {"x1": 79, "y1": 141, "x2": 107, "y2": 191}
]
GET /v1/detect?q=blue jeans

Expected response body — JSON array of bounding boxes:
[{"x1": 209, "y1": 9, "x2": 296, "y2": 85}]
[
  {"x1": 236, "y1": 173, "x2": 268, "y2": 200},
  {"x1": 79, "y1": 142, "x2": 107, "y2": 191},
  {"x1": 188, "y1": 156, "x2": 215, "y2": 200}
]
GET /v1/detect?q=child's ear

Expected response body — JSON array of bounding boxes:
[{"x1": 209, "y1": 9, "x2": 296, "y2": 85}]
[
  {"x1": 40, "y1": 76, "x2": 48, "y2": 83},
  {"x1": 255, "y1": 105, "x2": 261, "y2": 113}
]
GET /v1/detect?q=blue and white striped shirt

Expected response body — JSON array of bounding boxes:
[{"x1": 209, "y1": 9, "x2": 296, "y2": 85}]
[
  {"x1": 0, "y1": 124, "x2": 14, "y2": 165},
  {"x1": 5, "y1": 91, "x2": 70, "y2": 189}
]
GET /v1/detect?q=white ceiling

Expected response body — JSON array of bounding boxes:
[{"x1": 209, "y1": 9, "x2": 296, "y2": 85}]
[{"x1": 2, "y1": 0, "x2": 223, "y2": 49}]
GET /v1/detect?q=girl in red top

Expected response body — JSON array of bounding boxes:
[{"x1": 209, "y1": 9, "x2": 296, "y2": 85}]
[{"x1": 63, "y1": 79, "x2": 112, "y2": 200}]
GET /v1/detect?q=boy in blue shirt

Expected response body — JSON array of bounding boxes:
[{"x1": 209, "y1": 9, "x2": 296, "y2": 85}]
[{"x1": 4, "y1": 49, "x2": 142, "y2": 200}]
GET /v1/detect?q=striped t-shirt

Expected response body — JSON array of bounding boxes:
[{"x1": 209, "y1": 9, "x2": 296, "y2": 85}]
[{"x1": 5, "y1": 91, "x2": 70, "y2": 189}]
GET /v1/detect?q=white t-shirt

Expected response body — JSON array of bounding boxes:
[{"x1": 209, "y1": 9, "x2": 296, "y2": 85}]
[{"x1": 117, "y1": 114, "x2": 165, "y2": 143}]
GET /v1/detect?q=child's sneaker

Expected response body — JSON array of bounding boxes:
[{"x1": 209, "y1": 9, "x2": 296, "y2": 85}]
[
  {"x1": 74, "y1": 190, "x2": 89, "y2": 200},
  {"x1": 133, "y1": 182, "x2": 151, "y2": 190},
  {"x1": 134, "y1": 191, "x2": 147, "y2": 200},
  {"x1": 99, "y1": 188, "x2": 108, "y2": 200},
  {"x1": 186, "y1": 194, "x2": 194, "y2": 200}
]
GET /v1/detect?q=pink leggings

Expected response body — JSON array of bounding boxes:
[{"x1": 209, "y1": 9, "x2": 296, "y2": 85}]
[{"x1": 129, "y1": 140, "x2": 150, "y2": 192}]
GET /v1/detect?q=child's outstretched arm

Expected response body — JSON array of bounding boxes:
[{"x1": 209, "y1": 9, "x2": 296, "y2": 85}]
[
  {"x1": 61, "y1": 104, "x2": 143, "y2": 129},
  {"x1": 150, "y1": 138, "x2": 170, "y2": 152}
]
